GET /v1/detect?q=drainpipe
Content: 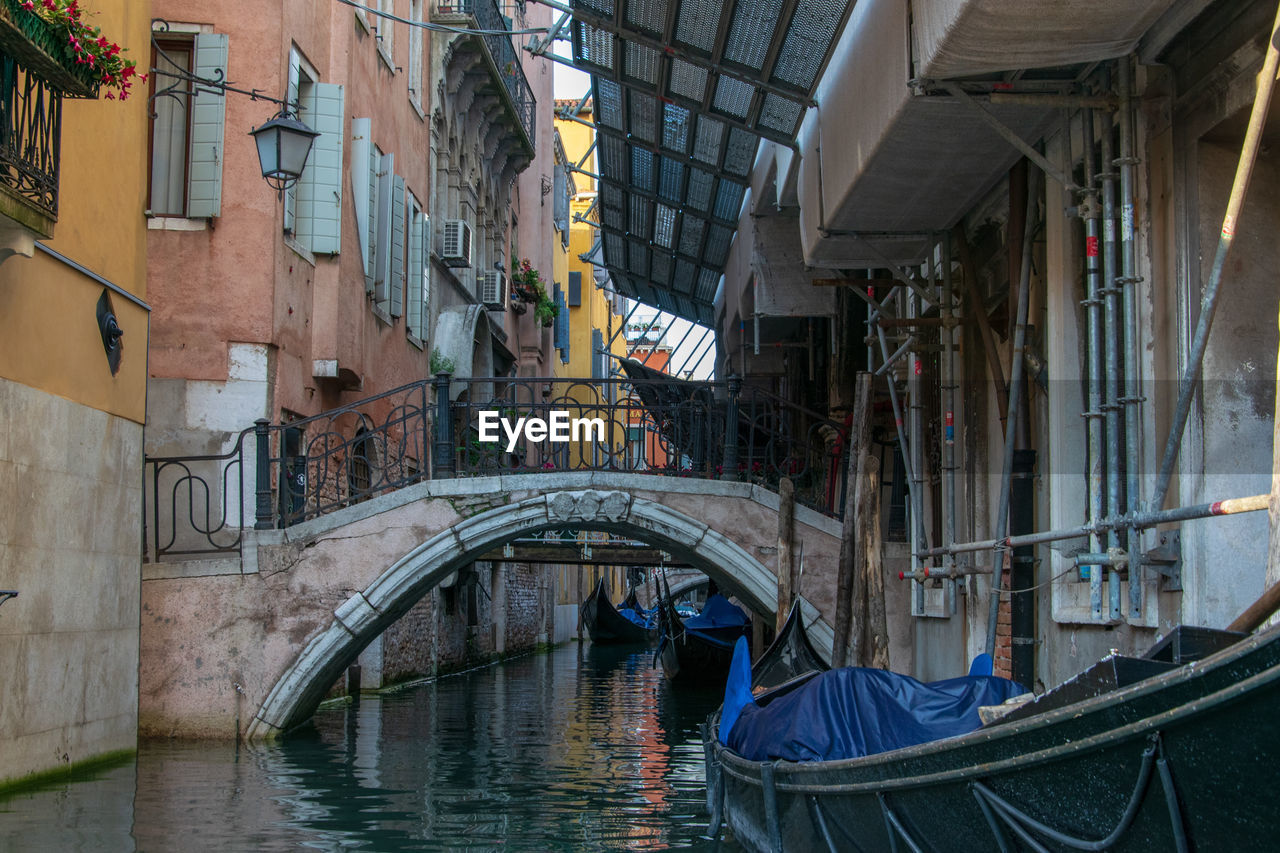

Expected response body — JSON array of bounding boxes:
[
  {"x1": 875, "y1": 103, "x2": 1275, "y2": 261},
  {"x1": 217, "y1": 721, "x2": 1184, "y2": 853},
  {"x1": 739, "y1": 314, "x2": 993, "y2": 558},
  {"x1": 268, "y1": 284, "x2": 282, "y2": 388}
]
[
  {"x1": 1081, "y1": 107, "x2": 1108, "y2": 620},
  {"x1": 985, "y1": 164, "x2": 1038, "y2": 658},
  {"x1": 1116, "y1": 57, "x2": 1146, "y2": 621},
  {"x1": 1099, "y1": 96, "x2": 1125, "y2": 622}
]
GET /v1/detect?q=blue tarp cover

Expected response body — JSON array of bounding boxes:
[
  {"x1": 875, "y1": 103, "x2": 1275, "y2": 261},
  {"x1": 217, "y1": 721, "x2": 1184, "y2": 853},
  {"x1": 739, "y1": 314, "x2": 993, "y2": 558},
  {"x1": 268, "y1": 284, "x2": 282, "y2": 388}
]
[
  {"x1": 684, "y1": 595, "x2": 748, "y2": 631},
  {"x1": 617, "y1": 607, "x2": 656, "y2": 629},
  {"x1": 724, "y1": 650, "x2": 1026, "y2": 762}
]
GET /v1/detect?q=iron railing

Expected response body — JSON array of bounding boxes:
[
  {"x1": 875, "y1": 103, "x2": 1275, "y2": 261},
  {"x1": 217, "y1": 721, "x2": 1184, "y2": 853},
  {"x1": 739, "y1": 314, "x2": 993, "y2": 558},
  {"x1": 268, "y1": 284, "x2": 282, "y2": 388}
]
[
  {"x1": 147, "y1": 428, "x2": 252, "y2": 561},
  {"x1": 144, "y1": 375, "x2": 848, "y2": 561},
  {"x1": 0, "y1": 56, "x2": 59, "y2": 218},
  {"x1": 434, "y1": 0, "x2": 536, "y2": 145}
]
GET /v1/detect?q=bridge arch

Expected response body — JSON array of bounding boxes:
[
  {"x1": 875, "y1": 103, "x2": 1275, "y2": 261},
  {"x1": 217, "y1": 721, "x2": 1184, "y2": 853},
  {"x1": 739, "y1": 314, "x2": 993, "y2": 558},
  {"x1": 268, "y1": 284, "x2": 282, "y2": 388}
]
[{"x1": 246, "y1": 488, "x2": 799, "y2": 740}]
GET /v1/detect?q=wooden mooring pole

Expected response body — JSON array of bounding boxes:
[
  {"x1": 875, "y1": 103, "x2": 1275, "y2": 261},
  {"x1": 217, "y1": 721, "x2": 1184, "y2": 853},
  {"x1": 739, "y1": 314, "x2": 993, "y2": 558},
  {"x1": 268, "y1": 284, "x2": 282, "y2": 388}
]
[
  {"x1": 833, "y1": 372, "x2": 872, "y2": 668},
  {"x1": 775, "y1": 477, "x2": 796, "y2": 634}
]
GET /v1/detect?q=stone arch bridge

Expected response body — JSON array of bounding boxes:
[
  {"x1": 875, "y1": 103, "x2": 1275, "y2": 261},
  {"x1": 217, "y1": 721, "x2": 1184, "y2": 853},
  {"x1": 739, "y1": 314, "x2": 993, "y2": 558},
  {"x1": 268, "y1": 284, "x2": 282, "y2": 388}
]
[{"x1": 139, "y1": 472, "x2": 843, "y2": 740}]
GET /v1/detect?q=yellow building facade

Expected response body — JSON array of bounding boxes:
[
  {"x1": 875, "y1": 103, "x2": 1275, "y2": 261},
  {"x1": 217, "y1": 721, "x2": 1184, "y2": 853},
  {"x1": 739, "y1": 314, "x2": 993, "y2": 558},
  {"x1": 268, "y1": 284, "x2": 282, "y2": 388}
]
[
  {"x1": 0, "y1": 1, "x2": 151, "y2": 785},
  {"x1": 550, "y1": 104, "x2": 631, "y2": 610}
]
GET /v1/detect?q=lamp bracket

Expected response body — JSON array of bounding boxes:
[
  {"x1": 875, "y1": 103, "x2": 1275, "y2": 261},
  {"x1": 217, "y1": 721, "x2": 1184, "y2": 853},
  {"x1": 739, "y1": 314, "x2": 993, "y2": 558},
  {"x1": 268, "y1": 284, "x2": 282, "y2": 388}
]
[{"x1": 148, "y1": 19, "x2": 300, "y2": 119}]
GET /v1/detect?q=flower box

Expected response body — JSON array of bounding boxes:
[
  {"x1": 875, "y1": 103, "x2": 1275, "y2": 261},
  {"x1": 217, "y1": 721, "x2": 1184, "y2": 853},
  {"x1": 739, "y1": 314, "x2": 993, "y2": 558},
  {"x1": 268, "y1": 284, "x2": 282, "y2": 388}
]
[{"x1": 0, "y1": 0, "x2": 99, "y2": 97}]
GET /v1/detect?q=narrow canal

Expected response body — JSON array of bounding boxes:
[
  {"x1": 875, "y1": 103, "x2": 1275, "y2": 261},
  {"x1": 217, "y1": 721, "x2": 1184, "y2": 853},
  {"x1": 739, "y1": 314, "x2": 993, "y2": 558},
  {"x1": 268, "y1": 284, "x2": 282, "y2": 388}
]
[{"x1": 1, "y1": 644, "x2": 732, "y2": 851}]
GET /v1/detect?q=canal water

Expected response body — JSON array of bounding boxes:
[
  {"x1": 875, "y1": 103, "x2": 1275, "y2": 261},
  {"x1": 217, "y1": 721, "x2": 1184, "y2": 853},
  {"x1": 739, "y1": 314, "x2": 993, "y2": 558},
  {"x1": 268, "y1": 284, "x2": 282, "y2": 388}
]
[{"x1": 1, "y1": 644, "x2": 734, "y2": 851}]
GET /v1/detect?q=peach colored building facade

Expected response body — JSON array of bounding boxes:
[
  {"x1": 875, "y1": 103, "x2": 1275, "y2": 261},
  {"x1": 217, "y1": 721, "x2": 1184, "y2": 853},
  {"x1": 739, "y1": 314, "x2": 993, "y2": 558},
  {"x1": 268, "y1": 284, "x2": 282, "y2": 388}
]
[{"x1": 144, "y1": 0, "x2": 554, "y2": 473}]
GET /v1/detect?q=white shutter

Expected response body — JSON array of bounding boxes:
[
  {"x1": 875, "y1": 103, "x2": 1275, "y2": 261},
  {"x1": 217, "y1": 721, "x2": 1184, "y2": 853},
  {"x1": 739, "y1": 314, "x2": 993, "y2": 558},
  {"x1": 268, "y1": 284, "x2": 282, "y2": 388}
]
[
  {"x1": 390, "y1": 175, "x2": 406, "y2": 318},
  {"x1": 374, "y1": 151, "x2": 394, "y2": 308},
  {"x1": 306, "y1": 83, "x2": 344, "y2": 254},
  {"x1": 186, "y1": 33, "x2": 227, "y2": 218},
  {"x1": 407, "y1": 203, "x2": 423, "y2": 337},
  {"x1": 350, "y1": 118, "x2": 371, "y2": 281}
]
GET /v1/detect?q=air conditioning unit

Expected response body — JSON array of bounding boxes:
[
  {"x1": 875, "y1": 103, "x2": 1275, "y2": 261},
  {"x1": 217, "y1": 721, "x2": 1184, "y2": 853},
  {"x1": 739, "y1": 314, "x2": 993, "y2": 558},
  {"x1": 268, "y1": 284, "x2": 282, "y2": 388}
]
[
  {"x1": 479, "y1": 270, "x2": 507, "y2": 310},
  {"x1": 441, "y1": 219, "x2": 473, "y2": 267}
]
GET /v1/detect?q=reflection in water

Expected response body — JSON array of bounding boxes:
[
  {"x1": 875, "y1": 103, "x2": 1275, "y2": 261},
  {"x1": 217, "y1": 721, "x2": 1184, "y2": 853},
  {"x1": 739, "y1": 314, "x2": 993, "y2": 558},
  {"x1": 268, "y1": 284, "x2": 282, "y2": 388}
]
[{"x1": 0, "y1": 644, "x2": 732, "y2": 851}]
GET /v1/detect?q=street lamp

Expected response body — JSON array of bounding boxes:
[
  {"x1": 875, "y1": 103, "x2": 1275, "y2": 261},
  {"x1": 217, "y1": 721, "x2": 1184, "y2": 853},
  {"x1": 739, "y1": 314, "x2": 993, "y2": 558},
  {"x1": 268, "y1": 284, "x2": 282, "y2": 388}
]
[{"x1": 249, "y1": 110, "x2": 321, "y2": 191}]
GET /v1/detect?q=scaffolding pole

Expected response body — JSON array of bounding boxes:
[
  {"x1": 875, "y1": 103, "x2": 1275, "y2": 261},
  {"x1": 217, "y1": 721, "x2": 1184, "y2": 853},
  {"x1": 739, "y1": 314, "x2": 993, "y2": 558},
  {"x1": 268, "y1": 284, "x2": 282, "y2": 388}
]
[{"x1": 1151, "y1": 0, "x2": 1280, "y2": 514}]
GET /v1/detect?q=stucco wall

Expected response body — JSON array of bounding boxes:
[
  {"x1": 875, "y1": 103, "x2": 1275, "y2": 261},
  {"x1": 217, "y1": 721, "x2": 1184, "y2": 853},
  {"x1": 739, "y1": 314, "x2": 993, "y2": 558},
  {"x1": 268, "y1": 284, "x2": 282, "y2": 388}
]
[{"x1": 0, "y1": 382, "x2": 143, "y2": 783}]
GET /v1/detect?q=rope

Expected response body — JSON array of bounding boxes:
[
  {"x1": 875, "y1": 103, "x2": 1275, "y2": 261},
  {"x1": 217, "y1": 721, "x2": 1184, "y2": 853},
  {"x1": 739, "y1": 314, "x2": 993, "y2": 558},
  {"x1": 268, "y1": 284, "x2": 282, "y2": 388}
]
[{"x1": 971, "y1": 734, "x2": 1168, "y2": 851}]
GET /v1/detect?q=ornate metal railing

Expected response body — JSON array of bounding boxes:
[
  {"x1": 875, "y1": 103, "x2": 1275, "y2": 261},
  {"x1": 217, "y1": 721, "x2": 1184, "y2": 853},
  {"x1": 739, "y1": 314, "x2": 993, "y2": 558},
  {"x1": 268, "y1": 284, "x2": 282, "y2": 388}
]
[
  {"x1": 435, "y1": 0, "x2": 536, "y2": 144},
  {"x1": 0, "y1": 56, "x2": 60, "y2": 218},
  {"x1": 144, "y1": 375, "x2": 847, "y2": 561},
  {"x1": 146, "y1": 428, "x2": 251, "y2": 561}
]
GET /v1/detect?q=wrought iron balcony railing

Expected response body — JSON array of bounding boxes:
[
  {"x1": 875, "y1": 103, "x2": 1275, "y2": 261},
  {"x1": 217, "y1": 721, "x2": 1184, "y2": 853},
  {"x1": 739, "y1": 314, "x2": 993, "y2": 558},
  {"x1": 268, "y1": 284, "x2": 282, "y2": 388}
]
[
  {"x1": 0, "y1": 55, "x2": 60, "y2": 224},
  {"x1": 434, "y1": 0, "x2": 535, "y2": 147},
  {"x1": 144, "y1": 376, "x2": 847, "y2": 561}
]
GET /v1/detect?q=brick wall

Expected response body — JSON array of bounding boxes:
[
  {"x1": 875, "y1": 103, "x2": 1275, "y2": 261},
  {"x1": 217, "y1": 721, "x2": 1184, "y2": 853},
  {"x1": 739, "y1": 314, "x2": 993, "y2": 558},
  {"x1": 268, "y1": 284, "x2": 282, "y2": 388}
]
[
  {"x1": 504, "y1": 562, "x2": 544, "y2": 649},
  {"x1": 381, "y1": 594, "x2": 437, "y2": 683},
  {"x1": 994, "y1": 594, "x2": 1013, "y2": 679},
  {"x1": 378, "y1": 561, "x2": 554, "y2": 686}
]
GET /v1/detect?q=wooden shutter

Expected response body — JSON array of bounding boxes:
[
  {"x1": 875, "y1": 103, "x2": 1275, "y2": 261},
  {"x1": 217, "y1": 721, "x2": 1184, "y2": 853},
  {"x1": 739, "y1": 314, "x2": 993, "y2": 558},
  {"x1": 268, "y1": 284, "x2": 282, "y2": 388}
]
[
  {"x1": 186, "y1": 33, "x2": 228, "y2": 218},
  {"x1": 407, "y1": 202, "x2": 423, "y2": 337},
  {"x1": 350, "y1": 118, "x2": 372, "y2": 284},
  {"x1": 374, "y1": 151, "x2": 394, "y2": 309},
  {"x1": 390, "y1": 175, "x2": 406, "y2": 318},
  {"x1": 306, "y1": 83, "x2": 344, "y2": 254}
]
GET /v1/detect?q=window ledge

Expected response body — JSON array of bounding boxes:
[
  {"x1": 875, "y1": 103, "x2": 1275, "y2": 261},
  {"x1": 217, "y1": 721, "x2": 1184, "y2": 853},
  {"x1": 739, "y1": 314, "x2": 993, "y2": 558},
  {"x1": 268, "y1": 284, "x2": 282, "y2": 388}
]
[
  {"x1": 372, "y1": 302, "x2": 392, "y2": 326},
  {"x1": 285, "y1": 235, "x2": 316, "y2": 266},
  {"x1": 378, "y1": 43, "x2": 395, "y2": 72},
  {"x1": 409, "y1": 92, "x2": 425, "y2": 121},
  {"x1": 406, "y1": 332, "x2": 425, "y2": 351},
  {"x1": 146, "y1": 216, "x2": 209, "y2": 232}
]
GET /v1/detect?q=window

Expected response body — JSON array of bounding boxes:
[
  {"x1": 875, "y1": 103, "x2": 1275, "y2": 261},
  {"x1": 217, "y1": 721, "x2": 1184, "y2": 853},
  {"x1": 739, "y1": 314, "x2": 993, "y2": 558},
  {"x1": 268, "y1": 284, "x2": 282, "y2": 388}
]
[
  {"x1": 377, "y1": 0, "x2": 395, "y2": 69},
  {"x1": 407, "y1": 192, "x2": 431, "y2": 342},
  {"x1": 568, "y1": 270, "x2": 582, "y2": 306},
  {"x1": 284, "y1": 47, "x2": 345, "y2": 254},
  {"x1": 408, "y1": 0, "x2": 424, "y2": 108},
  {"x1": 148, "y1": 32, "x2": 227, "y2": 218}
]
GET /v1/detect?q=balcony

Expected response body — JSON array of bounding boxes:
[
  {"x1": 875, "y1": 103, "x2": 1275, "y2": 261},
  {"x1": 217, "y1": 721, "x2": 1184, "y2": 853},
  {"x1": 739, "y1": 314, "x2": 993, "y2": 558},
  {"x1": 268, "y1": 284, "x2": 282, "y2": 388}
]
[
  {"x1": 433, "y1": 0, "x2": 536, "y2": 153},
  {"x1": 0, "y1": 0, "x2": 102, "y2": 237}
]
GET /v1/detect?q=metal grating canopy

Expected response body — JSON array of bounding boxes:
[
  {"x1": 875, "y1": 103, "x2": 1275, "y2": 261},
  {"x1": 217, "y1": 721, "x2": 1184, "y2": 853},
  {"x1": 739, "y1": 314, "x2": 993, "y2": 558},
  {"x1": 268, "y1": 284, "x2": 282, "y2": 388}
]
[{"x1": 569, "y1": 0, "x2": 854, "y2": 325}]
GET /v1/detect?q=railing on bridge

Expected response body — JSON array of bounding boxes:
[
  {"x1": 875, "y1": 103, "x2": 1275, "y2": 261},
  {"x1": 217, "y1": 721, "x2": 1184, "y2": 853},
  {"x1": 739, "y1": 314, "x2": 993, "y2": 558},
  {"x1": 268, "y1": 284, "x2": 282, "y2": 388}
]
[{"x1": 144, "y1": 375, "x2": 847, "y2": 561}]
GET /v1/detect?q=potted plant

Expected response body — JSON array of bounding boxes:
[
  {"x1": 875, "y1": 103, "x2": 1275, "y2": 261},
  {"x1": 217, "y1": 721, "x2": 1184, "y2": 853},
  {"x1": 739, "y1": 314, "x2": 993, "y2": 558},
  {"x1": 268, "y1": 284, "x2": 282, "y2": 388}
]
[
  {"x1": 510, "y1": 258, "x2": 559, "y2": 328},
  {"x1": 0, "y1": 0, "x2": 142, "y2": 99}
]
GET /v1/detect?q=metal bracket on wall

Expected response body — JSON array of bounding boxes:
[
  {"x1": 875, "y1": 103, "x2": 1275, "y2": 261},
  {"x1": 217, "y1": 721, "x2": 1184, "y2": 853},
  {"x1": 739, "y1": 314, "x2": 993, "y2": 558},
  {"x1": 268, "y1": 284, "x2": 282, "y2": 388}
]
[
  {"x1": 0, "y1": 590, "x2": 17, "y2": 610},
  {"x1": 1144, "y1": 530, "x2": 1182, "y2": 592}
]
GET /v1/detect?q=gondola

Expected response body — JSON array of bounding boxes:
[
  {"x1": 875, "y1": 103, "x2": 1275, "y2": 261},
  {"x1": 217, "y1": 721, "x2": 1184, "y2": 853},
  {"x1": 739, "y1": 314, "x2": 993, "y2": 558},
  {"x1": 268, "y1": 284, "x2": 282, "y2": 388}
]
[
  {"x1": 580, "y1": 578, "x2": 654, "y2": 645},
  {"x1": 704, "y1": 620, "x2": 1277, "y2": 852},
  {"x1": 656, "y1": 592, "x2": 751, "y2": 683},
  {"x1": 749, "y1": 600, "x2": 830, "y2": 693}
]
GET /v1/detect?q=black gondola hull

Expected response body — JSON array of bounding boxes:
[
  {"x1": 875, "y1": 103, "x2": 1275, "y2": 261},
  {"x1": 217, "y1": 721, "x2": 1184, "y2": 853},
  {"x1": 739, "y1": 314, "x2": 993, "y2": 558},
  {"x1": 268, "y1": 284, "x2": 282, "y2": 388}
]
[
  {"x1": 658, "y1": 599, "x2": 750, "y2": 684},
  {"x1": 581, "y1": 579, "x2": 653, "y2": 645},
  {"x1": 707, "y1": 624, "x2": 1280, "y2": 852}
]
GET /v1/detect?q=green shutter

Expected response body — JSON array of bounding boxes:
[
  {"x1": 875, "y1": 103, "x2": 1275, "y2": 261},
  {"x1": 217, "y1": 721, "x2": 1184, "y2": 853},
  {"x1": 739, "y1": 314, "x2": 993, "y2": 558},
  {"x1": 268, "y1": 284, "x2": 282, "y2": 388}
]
[
  {"x1": 390, "y1": 175, "x2": 406, "y2": 318},
  {"x1": 186, "y1": 33, "x2": 227, "y2": 218},
  {"x1": 420, "y1": 214, "x2": 432, "y2": 341},
  {"x1": 306, "y1": 83, "x2": 344, "y2": 254},
  {"x1": 366, "y1": 142, "x2": 380, "y2": 292},
  {"x1": 374, "y1": 151, "x2": 394, "y2": 309},
  {"x1": 407, "y1": 204, "x2": 423, "y2": 337},
  {"x1": 350, "y1": 118, "x2": 372, "y2": 283}
]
